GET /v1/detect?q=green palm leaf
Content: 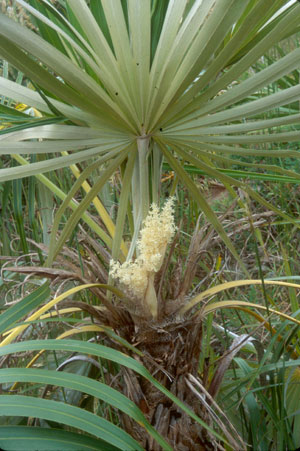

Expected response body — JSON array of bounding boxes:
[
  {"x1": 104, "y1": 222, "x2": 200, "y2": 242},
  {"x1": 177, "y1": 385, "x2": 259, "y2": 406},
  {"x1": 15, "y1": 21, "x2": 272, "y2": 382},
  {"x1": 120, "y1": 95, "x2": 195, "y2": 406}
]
[
  {"x1": 0, "y1": 395, "x2": 142, "y2": 451},
  {"x1": 0, "y1": 339, "x2": 225, "y2": 443},
  {"x1": 0, "y1": 426, "x2": 119, "y2": 451},
  {"x1": 0, "y1": 368, "x2": 171, "y2": 450}
]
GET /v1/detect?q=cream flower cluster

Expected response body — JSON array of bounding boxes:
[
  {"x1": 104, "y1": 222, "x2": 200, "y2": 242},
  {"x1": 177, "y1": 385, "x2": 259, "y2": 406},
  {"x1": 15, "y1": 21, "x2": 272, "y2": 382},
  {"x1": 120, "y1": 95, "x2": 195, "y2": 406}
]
[
  {"x1": 110, "y1": 197, "x2": 176, "y2": 299},
  {"x1": 109, "y1": 258, "x2": 148, "y2": 298}
]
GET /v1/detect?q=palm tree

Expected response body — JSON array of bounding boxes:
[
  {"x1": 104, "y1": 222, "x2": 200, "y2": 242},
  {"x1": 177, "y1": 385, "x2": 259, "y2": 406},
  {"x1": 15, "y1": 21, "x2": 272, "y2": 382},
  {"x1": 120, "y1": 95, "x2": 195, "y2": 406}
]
[{"x1": 1, "y1": 0, "x2": 300, "y2": 449}]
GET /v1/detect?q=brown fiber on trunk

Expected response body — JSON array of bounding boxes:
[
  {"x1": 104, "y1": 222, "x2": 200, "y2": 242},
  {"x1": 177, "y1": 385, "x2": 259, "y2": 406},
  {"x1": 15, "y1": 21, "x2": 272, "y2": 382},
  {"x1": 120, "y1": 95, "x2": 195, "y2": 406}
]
[{"x1": 111, "y1": 313, "x2": 217, "y2": 450}]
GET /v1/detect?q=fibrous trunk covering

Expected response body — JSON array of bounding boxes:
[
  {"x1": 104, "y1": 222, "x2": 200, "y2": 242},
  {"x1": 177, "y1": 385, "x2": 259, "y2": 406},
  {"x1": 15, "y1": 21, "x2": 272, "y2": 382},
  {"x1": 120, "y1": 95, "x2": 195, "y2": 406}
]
[{"x1": 115, "y1": 314, "x2": 215, "y2": 450}]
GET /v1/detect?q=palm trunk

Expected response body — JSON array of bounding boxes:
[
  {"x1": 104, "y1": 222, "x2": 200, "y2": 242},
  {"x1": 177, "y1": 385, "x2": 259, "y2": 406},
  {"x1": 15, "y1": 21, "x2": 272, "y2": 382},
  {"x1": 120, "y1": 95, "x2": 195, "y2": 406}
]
[{"x1": 115, "y1": 315, "x2": 216, "y2": 450}]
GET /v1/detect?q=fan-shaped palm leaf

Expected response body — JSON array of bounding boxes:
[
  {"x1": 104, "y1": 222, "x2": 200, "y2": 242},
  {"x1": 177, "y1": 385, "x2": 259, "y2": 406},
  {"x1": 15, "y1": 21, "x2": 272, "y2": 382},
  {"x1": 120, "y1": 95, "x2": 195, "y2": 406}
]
[{"x1": 1, "y1": 0, "x2": 300, "y2": 263}]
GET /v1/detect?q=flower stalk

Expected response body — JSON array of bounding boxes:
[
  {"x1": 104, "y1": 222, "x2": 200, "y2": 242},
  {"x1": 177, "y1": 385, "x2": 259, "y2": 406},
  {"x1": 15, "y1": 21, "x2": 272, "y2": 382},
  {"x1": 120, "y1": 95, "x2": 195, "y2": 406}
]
[{"x1": 110, "y1": 197, "x2": 176, "y2": 319}]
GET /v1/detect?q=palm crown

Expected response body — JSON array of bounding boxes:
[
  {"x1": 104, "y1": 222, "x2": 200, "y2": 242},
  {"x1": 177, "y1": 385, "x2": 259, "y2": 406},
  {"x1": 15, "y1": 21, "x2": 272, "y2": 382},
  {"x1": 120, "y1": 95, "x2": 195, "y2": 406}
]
[{"x1": 1, "y1": 0, "x2": 300, "y2": 266}]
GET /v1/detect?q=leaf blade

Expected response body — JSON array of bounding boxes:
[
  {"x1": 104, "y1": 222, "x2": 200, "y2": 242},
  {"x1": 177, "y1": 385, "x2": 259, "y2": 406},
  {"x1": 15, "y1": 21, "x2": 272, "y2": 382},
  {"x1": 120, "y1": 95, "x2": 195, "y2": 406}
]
[
  {"x1": 0, "y1": 395, "x2": 142, "y2": 451},
  {"x1": 0, "y1": 426, "x2": 117, "y2": 451}
]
